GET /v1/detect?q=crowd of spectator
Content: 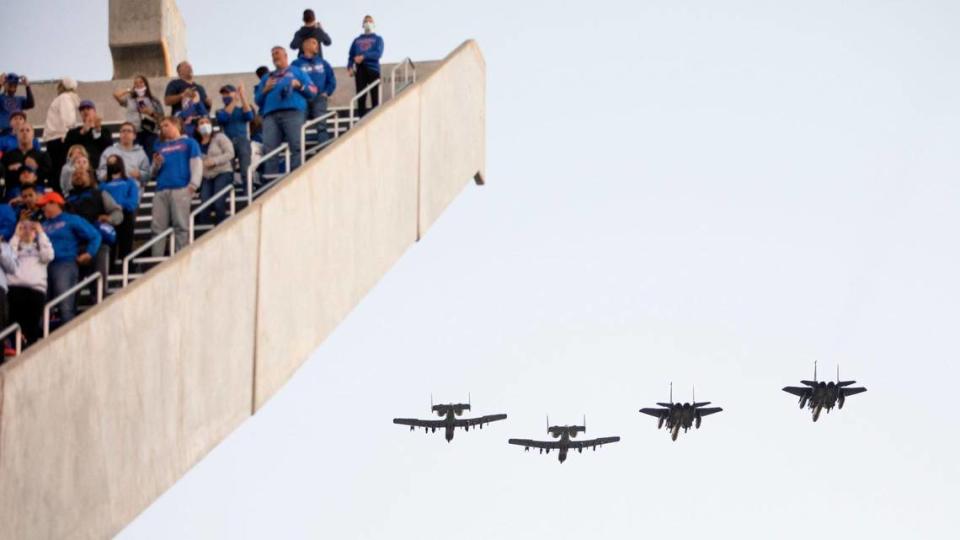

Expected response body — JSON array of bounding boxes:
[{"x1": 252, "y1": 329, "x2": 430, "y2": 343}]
[{"x1": 0, "y1": 11, "x2": 386, "y2": 359}]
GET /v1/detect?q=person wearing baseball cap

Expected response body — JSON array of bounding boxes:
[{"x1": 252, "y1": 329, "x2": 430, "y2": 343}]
[
  {"x1": 6, "y1": 164, "x2": 46, "y2": 202},
  {"x1": 64, "y1": 99, "x2": 112, "y2": 174},
  {"x1": 0, "y1": 72, "x2": 34, "y2": 135},
  {"x1": 39, "y1": 190, "x2": 101, "y2": 327},
  {"x1": 215, "y1": 83, "x2": 255, "y2": 184},
  {"x1": 43, "y1": 77, "x2": 82, "y2": 179}
]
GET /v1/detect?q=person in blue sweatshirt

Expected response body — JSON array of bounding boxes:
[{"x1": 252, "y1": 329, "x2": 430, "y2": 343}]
[
  {"x1": 0, "y1": 73, "x2": 35, "y2": 135},
  {"x1": 151, "y1": 116, "x2": 202, "y2": 257},
  {"x1": 215, "y1": 84, "x2": 255, "y2": 185},
  {"x1": 347, "y1": 15, "x2": 385, "y2": 118},
  {"x1": 38, "y1": 191, "x2": 101, "y2": 326},
  {"x1": 0, "y1": 111, "x2": 41, "y2": 153},
  {"x1": 0, "y1": 200, "x2": 15, "y2": 241},
  {"x1": 101, "y1": 154, "x2": 140, "y2": 262},
  {"x1": 255, "y1": 46, "x2": 318, "y2": 176},
  {"x1": 292, "y1": 36, "x2": 337, "y2": 147}
]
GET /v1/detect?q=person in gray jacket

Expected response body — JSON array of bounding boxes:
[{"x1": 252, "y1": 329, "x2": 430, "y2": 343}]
[
  {"x1": 194, "y1": 116, "x2": 235, "y2": 225},
  {"x1": 6, "y1": 220, "x2": 53, "y2": 346},
  {"x1": 97, "y1": 122, "x2": 151, "y2": 186}
]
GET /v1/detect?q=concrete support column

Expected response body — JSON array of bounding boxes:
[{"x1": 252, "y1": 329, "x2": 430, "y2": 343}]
[{"x1": 109, "y1": 0, "x2": 187, "y2": 79}]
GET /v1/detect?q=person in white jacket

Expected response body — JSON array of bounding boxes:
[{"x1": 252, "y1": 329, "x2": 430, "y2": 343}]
[
  {"x1": 6, "y1": 220, "x2": 54, "y2": 345},
  {"x1": 0, "y1": 238, "x2": 18, "y2": 335},
  {"x1": 42, "y1": 77, "x2": 81, "y2": 180}
]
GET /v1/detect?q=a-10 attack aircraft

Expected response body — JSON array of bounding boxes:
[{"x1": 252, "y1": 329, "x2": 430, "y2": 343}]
[
  {"x1": 508, "y1": 416, "x2": 620, "y2": 464},
  {"x1": 392, "y1": 396, "x2": 507, "y2": 442},
  {"x1": 782, "y1": 362, "x2": 867, "y2": 422},
  {"x1": 639, "y1": 383, "x2": 723, "y2": 441}
]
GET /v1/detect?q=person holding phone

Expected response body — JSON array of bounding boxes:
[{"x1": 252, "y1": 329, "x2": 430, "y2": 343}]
[
  {"x1": 0, "y1": 73, "x2": 35, "y2": 135},
  {"x1": 150, "y1": 116, "x2": 202, "y2": 256},
  {"x1": 164, "y1": 61, "x2": 211, "y2": 115},
  {"x1": 113, "y1": 75, "x2": 164, "y2": 158},
  {"x1": 290, "y1": 9, "x2": 332, "y2": 58},
  {"x1": 6, "y1": 219, "x2": 53, "y2": 346}
]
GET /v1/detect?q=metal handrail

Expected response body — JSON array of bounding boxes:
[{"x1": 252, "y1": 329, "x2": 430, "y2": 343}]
[
  {"x1": 300, "y1": 110, "x2": 337, "y2": 164},
  {"x1": 349, "y1": 79, "x2": 382, "y2": 127},
  {"x1": 247, "y1": 142, "x2": 290, "y2": 204},
  {"x1": 122, "y1": 228, "x2": 176, "y2": 287},
  {"x1": 390, "y1": 58, "x2": 417, "y2": 99},
  {"x1": 0, "y1": 323, "x2": 23, "y2": 357},
  {"x1": 188, "y1": 184, "x2": 236, "y2": 243},
  {"x1": 43, "y1": 272, "x2": 103, "y2": 337}
]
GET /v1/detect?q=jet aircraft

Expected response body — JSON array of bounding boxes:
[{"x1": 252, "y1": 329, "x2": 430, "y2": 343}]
[
  {"x1": 508, "y1": 416, "x2": 620, "y2": 464},
  {"x1": 393, "y1": 396, "x2": 507, "y2": 442},
  {"x1": 782, "y1": 362, "x2": 867, "y2": 421},
  {"x1": 639, "y1": 383, "x2": 723, "y2": 441}
]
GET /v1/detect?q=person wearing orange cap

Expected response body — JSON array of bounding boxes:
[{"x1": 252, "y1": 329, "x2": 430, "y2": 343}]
[{"x1": 38, "y1": 191, "x2": 100, "y2": 326}]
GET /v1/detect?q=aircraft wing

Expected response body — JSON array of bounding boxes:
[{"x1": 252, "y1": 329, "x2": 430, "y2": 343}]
[
  {"x1": 782, "y1": 386, "x2": 811, "y2": 397},
  {"x1": 567, "y1": 436, "x2": 621, "y2": 449},
  {"x1": 508, "y1": 438, "x2": 562, "y2": 450},
  {"x1": 393, "y1": 418, "x2": 446, "y2": 429},
  {"x1": 455, "y1": 414, "x2": 508, "y2": 428},
  {"x1": 841, "y1": 387, "x2": 867, "y2": 397},
  {"x1": 697, "y1": 407, "x2": 722, "y2": 416},
  {"x1": 640, "y1": 408, "x2": 669, "y2": 418}
]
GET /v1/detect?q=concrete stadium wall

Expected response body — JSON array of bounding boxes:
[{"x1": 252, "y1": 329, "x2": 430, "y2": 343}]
[
  {"x1": 253, "y1": 84, "x2": 421, "y2": 408},
  {"x1": 0, "y1": 40, "x2": 484, "y2": 539},
  {"x1": 418, "y1": 42, "x2": 487, "y2": 237},
  {"x1": 0, "y1": 207, "x2": 261, "y2": 539}
]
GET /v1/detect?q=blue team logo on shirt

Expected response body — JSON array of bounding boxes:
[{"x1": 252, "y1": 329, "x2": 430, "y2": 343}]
[{"x1": 43, "y1": 220, "x2": 66, "y2": 234}]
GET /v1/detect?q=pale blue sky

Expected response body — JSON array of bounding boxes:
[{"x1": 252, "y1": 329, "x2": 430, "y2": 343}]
[{"x1": 4, "y1": 1, "x2": 960, "y2": 538}]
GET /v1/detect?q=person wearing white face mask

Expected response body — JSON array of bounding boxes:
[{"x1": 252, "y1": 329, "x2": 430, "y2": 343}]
[
  {"x1": 193, "y1": 116, "x2": 234, "y2": 225},
  {"x1": 112, "y1": 75, "x2": 164, "y2": 160},
  {"x1": 347, "y1": 14, "x2": 385, "y2": 118}
]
